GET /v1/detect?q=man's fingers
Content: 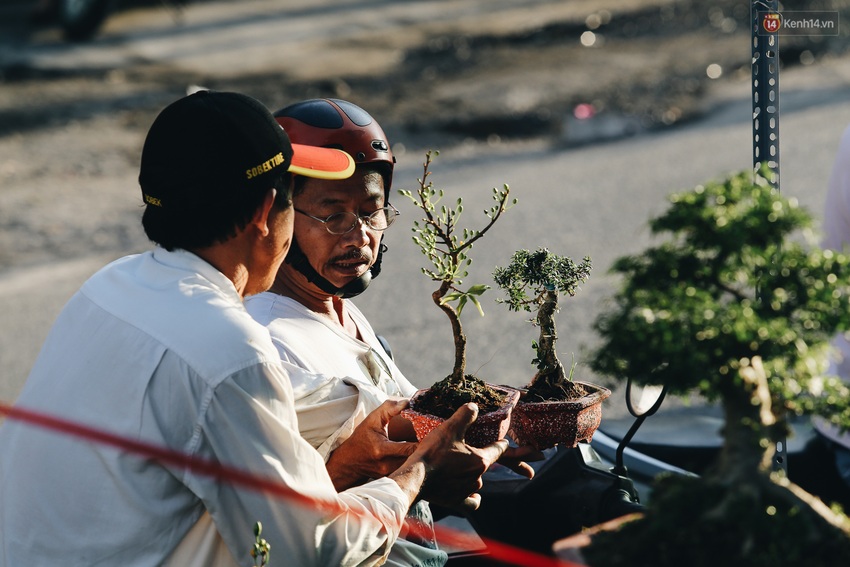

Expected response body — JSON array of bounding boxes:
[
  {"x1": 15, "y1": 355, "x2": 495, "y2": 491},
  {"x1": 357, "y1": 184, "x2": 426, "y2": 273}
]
[
  {"x1": 476, "y1": 438, "x2": 510, "y2": 466},
  {"x1": 502, "y1": 460, "x2": 536, "y2": 479},
  {"x1": 373, "y1": 398, "x2": 410, "y2": 424},
  {"x1": 496, "y1": 445, "x2": 545, "y2": 479},
  {"x1": 384, "y1": 397, "x2": 411, "y2": 413},
  {"x1": 461, "y1": 493, "x2": 482, "y2": 511},
  {"x1": 508, "y1": 445, "x2": 546, "y2": 462},
  {"x1": 440, "y1": 402, "x2": 479, "y2": 439}
]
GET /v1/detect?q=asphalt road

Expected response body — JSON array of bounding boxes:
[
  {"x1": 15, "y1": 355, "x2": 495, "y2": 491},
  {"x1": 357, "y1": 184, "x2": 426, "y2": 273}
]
[{"x1": 3, "y1": 0, "x2": 850, "y2": 421}]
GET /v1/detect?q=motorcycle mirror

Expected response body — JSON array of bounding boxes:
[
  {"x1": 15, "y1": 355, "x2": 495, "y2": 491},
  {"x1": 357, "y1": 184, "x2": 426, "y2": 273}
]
[
  {"x1": 613, "y1": 376, "x2": 669, "y2": 477},
  {"x1": 626, "y1": 381, "x2": 667, "y2": 418}
]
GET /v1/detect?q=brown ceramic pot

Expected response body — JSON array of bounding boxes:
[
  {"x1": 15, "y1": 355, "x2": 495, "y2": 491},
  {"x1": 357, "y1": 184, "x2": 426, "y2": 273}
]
[
  {"x1": 509, "y1": 381, "x2": 611, "y2": 450},
  {"x1": 402, "y1": 385, "x2": 521, "y2": 448}
]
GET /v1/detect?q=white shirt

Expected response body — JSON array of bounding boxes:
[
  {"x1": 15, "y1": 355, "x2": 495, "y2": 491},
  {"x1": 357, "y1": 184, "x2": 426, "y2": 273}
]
[
  {"x1": 0, "y1": 248, "x2": 407, "y2": 567},
  {"x1": 818, "y1": 123, "x2": 850, "y2": 448},
  {"x1": 245, "y1": 292, "x2": 447, "y2": 567},
  {"x1": 246, "y1": 293, "x2": 416, "y2": 456}
]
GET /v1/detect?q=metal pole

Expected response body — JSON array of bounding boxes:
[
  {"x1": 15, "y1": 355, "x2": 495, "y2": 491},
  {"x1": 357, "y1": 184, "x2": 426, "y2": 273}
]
[
  {"x1": 752, "y1": 1, "x2": 786, "y2": 474},
  {"x1": 752, "y1": 1, "x2": 780, "y2": 190}
]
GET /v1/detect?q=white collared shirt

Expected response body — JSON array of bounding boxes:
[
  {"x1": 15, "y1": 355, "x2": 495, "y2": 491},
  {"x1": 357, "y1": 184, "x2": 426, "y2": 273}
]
[
  {"x1": 0, "y1": 248, "x2": 407, "y2": 566},
  {"x1": 245, "y1": 293, "x2": 447, "y2": 567},
  {"x1": 246, "y1": 293, "x2": 416, "y2": 456}
]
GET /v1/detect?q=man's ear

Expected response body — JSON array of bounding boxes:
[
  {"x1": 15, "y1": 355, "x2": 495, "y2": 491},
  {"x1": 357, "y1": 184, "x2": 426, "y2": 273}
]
[{"x1": 251, "y1": 189, "x2": 277, "y2": 237}]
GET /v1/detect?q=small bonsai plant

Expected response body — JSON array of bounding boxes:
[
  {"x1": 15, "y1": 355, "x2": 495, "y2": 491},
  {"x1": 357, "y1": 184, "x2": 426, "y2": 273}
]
[
  {"x1": 493, "y1": 248, "x2": 609, "y2": 449},
  {"x1": 583, "y1": 167, "x2": 850, "y2": 566},
  {"x1": 398, "y1": 150, "x2": 517, "y2": 429},
  {"x1": 493, "y1": 248, "x2": 593, "y2": 402},
  {"x1": 250, "y1": 522, "x2": 270, "y2": 567}
]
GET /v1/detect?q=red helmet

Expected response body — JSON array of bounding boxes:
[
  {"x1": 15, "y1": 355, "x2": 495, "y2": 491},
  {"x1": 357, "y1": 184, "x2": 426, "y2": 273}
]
[
  {"x1": 274, "y1": 99, "x2": 395, "y2": 299},
  {"x1": 274, "y1": 99, "x2": 395, "y2": 192}
]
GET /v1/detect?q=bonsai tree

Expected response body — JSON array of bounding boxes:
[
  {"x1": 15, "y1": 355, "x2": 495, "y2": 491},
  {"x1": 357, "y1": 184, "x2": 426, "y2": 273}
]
[
  {"x1": 584, "y1": 167, "x2": 850, "y2": 565},
  {"x1": 398, "y1": 150, "x2": 515, "y2": 417},
  {"x1": 493, "y1": 248, "x2": 593, "y2": 402}
]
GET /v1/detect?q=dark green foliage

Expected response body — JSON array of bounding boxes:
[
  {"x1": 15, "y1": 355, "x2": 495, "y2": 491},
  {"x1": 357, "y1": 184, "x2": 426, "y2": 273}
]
[
  {"x1": 582, "y1": 474, "x2": 850, "y2": 567},
  {"x1": 590, "y1": 168, "x2": 850, "y2": 424},
  {"x1": 251, "y1": 522, "x2": 270, "y2": 566},
  {"x1": 583, "y1": 167, "x2": 850, "y2": 565},
  {"x1": 494, "y1": 248, "x2": 592, "y2": 400}
]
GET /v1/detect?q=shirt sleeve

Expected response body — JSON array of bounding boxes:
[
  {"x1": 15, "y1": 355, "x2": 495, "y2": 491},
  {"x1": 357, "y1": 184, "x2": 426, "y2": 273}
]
[{"x1": 185, "y1": 361, "x2": 409, "y2": 566}]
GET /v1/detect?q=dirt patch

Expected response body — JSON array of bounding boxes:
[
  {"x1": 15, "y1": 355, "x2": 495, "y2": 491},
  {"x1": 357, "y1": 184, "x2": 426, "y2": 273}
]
[
  {"x1": 0, "y1": 0, "x2": 848, "y2": 272},
  {"x1": 3, "y1": 0, "x2": 848, "y2": 143},
  {"x1": 204, "y1": 0, "x2": 849, "y2": 145}
]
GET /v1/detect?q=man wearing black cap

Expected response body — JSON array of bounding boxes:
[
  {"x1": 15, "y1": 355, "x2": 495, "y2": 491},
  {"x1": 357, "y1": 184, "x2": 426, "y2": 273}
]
[{"x1": 0, "y1": 91, "x2": 507, "y2": 566}]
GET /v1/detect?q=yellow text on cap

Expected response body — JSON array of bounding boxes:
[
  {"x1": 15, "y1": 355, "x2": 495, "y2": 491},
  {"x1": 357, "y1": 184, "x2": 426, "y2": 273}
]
[{"x1": 246, "y1": 152, "x2": 285, "y2": 180}]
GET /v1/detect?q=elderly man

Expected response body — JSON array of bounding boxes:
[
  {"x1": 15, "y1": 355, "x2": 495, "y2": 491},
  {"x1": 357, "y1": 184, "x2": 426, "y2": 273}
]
[
  {"x1": 245, "y1": 98, "x2": 539, "y2": 566},
  {"x1": 0, "y1": 91, "x2": 507, "y2": 566}
]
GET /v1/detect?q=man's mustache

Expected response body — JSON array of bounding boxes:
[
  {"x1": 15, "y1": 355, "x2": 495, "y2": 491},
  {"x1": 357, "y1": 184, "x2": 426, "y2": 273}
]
[{"x1": 330, "y1": 249, "x2": 373, "y2": 264}]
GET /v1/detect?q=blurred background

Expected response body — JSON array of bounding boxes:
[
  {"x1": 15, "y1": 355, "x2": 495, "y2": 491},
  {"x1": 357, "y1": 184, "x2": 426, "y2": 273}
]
[{"x1": 2, "y1": 0, "x2": 850, "y2": 419}]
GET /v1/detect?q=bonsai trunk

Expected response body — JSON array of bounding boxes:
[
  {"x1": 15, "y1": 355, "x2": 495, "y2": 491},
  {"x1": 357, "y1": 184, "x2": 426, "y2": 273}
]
[
  {"x1": 710, "y1": 362, "x2": 776, "y2": 484},
  {"x1": 581, "y1": 360, "x2": 850, "y2": 567},
  {"x1": 414, "y1": 281, "x2": 507, "y2": 418},
  {"x1": 532, "y1": 289, "x2": 567, "y2": 386},
  {"x1": 434, "y1": 280, "x2": 467, "y2": 382},
  {"x1": 525, "y1": 289, "x2": 588, "y2": 402},
  {"x1": 705, "y1": 359, "x2": 850, "y2": 533}
]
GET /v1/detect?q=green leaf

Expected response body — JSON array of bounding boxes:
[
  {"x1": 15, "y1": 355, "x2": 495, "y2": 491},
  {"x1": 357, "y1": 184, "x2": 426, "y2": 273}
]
[
  {"x1": 469, "y1": 294, "x2": 486, "y2": 317},
  {"x1": 466, "y1": 284, "x2": 490, "y2": 296},
  {"x1": 440, "y1": 292, "x2": 464, "y2": 304},
  {"x1": 455, "y1": 296, "x2": 469, "y2": 316}
]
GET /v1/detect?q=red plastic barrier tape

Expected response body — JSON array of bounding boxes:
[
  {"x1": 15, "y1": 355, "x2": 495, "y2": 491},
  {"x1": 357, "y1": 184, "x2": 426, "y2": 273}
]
[{"x1": 0, "y1": 400, "x2": 579, "y2": 567}]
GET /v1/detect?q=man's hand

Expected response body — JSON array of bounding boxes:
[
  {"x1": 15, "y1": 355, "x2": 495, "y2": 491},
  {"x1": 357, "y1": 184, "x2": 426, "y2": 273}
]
[
  {"x1": 410, "y1": 403, "x2": 508, "y2": 511},
  {"x1": 326, "y1": 398, "x2": 418, "y2": 491}
]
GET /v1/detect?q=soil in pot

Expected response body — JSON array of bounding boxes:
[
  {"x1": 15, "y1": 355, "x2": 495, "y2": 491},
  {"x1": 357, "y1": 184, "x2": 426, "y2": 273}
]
[
  {"x1": 402, "y1": 375, "x2": 520, "y2": 447},
  {"x1": 414, "y1": 374, "x2": 507, "y2": 417},
  {"x1": 523, "y1": 378, "x2": 589, "y2": 403}
]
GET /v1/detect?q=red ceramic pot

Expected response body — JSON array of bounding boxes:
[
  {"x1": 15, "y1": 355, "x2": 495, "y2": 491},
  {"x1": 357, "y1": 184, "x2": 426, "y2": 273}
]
[
  {"x1": 509, "y1": 381, "x2": 611, "y2": 451},
  {"x1": 402, "y1": 385, "x2": 521, "y2": 448}
]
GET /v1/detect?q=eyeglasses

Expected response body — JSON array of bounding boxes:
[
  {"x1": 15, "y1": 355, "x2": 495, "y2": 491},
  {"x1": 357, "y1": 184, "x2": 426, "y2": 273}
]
[{"x1": 294, "y1": 205, "x2": 399, "y2": 235}]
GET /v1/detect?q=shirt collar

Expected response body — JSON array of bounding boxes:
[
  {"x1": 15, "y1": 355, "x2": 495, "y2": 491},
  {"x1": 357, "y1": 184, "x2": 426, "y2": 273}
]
[{"x1": 152, "y1": 246, "x2": 243, "y2": 304}]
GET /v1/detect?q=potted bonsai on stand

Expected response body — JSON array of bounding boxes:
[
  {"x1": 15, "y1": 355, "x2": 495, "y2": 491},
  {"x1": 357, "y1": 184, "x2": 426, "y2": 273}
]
[
  {"x1": 398, "y1": 150, "x2": 520, "y2": 447},
  {"x1": 574, "y1": 168, "x2": 850, "y2": 566},
  {"x1": 493, "y1": 248, "x2": 609, "y2": 450}
]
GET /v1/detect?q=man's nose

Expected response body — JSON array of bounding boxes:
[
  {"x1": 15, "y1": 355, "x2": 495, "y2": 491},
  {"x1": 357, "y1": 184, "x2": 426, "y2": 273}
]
[{"x1": 341, "y1": 217, "x2": 370, "y2": 246}]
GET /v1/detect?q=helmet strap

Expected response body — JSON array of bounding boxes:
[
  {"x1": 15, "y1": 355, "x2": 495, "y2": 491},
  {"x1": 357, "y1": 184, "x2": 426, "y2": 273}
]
[{"x1": 284, "y1": 237, "x2": 385, "y2": 299}]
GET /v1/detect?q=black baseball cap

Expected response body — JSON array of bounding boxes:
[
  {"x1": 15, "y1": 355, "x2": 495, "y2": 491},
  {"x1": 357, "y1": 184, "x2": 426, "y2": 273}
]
[{"x1": 139, "y1": 91, "x2": 354, "y2": 210}]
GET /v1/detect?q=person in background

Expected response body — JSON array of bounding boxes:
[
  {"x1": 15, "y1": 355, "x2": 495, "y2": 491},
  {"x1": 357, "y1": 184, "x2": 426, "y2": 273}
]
[
  {"x1": 0, "y1": 90, "x2": 507, "y2": 566},
  {"x1": 816, "y1": 122, "x2": 850, "y2": 489}
]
